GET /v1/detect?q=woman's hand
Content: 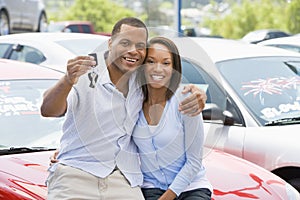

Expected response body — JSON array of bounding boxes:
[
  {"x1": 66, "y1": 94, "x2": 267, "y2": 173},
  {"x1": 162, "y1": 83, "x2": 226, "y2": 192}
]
[
  {"x1": 49, "y1": 149, "x2": 59, "y2": 166},
  {"x1": 158, "y1": 189, "x2": 177, "y2": 200}
]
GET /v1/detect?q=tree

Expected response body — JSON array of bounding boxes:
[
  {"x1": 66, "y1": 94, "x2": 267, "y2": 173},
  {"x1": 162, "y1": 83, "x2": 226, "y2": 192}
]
[
  {"x1": 203, "y1": 0, "x2": 288, "y2": 39},
  {"x1": 59, "y1": 0, "x2": 136, "y2": 32},
  {"x1": 287, "y1": 0, "x2": 300, "y2": 34}
]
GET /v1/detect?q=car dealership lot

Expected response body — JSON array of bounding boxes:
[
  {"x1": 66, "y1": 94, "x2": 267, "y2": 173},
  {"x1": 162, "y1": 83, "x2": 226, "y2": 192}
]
[{"x1": 0, "y1": 58, "x2": 299, "y2": 199}]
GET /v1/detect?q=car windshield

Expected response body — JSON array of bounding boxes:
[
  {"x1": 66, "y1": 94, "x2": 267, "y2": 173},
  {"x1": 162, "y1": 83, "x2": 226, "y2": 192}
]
[
  {"x1": 217, "y1": 56, "x2": 300, "y2": 125},
  {"x1": 55, "y1": 38, "x2": 108, "y2": 55},
  {"x1": 0, "y1": 80, "x2": 63, "y2": 149}
]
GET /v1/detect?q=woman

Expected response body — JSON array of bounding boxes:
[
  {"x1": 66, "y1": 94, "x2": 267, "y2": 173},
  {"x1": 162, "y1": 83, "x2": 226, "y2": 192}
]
[{"x1": 133, "y1": 36, "x2": 212, "y2": 200}]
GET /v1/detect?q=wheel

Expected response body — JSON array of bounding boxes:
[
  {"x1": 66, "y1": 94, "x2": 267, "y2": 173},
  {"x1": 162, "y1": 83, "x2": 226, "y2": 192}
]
[
  {"x1": 37, "y1": 12, "x2": 47, "y2": 32},
  {"x1": 0, "y1": 10, "x2": 10, "y2": 35},
  {"x1": 288, "y1": 177, "x2": 300, "y2": 192}
]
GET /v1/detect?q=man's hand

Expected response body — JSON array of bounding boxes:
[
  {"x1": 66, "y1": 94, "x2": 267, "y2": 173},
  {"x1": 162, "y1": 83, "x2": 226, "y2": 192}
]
[
  {"x1": 65, "y1": 55, "x2": 96, "y2": 85},
  {"x1": 179, "y1": 84, "x2": 207, "y2": 117}
]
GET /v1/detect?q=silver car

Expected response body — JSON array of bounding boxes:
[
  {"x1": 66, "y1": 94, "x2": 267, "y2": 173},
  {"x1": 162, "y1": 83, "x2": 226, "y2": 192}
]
[
  {"x1": 0, "y1": 0, "x2": 47, "y2": 35},
  {"x1": 173, "y1": 37, "x2": 300, "y2": 192}
]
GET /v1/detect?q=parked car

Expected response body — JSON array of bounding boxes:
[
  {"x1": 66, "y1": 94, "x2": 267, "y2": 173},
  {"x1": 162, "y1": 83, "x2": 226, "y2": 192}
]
[
  {"x1": 0, "y1": 0, "x2": 47, "y2": 35},
  {"x1": 182, "y1": 26, "x2": 223, "y2": 38},
  {"x1": 47, "y1": 21, "x2": 111, "y2": 36},
  {"x1": 0, "y1": 32, "x2": 109, "y2": 71},
  {"x1": 258, "y1": 35, "x2": 300, "y2": 54},
  {"x1": 173, "y1": 37, "x2": 300, "y2": 191},
  {"x1": 241, "y1": 29, "x2": 291, "y2": 44},
  {"x1": 1, "y1": 58, "x2": 299, "y2": 199}
]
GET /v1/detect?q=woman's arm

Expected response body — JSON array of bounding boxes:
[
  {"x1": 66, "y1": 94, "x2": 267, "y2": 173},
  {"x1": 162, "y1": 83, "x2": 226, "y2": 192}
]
[{"x1": 168, "y1": 113, "x2": 205, "y2": 196}]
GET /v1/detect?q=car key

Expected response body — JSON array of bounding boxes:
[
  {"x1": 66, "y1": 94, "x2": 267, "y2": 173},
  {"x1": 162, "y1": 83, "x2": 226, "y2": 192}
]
[{"x1": 88, "y1": 53, "x2": 98, "y2": 88}]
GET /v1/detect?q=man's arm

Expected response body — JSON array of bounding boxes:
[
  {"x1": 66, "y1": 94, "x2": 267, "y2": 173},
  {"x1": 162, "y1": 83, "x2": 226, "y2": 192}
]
[
  {"x1": 40, "y1": 55, "x2": 96, "y2": 117},
  {"x1": 179, "y1": 84, "x2": 207, "y2": 117}
]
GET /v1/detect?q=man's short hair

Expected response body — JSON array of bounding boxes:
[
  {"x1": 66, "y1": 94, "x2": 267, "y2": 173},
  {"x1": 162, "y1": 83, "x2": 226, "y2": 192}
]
[{"x1": 111, "y1": 17, "x2": 148, "y2": 39}]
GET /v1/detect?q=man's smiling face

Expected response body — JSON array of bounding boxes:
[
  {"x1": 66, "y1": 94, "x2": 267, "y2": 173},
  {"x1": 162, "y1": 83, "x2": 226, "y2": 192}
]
[{"x1": 108, "y1": 24, "x2": 147, "y2": 74}]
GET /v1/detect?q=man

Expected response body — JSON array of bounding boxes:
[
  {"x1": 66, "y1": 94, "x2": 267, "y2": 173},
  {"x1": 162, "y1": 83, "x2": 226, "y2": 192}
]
[{"x1": 41, "y1": 17, "x2": 206, "y2": 200}]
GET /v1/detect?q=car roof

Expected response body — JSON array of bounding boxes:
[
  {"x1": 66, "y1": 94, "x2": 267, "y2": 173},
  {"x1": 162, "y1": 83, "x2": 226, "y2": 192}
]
[
  {"x1": 0, "y1": 59, "x2": 63, "y2": 80},
  {"x1": 0, "y1": 32, "x2": 109, "y2": 42},
  {"x1": 49, "y1": 21, "x2": 93, "y2": 25},
  {"x1": 258, "y1": 35, "x2": 300, "y2": 45},
  {"x1": 173, "y1": 37, "x2": 300, "y2": 63}
]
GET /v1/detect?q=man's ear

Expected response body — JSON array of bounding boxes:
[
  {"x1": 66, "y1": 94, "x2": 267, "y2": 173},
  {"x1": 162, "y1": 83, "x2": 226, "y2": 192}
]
[{"x1": 108, "y1": 38, "x2": 112, "y2": 51}]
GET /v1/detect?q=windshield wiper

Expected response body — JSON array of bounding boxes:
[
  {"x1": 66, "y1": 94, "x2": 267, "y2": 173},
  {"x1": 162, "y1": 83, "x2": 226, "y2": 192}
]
[
  {"x1": 265, "y1": 117, "x2": 300, "y2": 126},
  {"x1": 0, "y1": 147, "x2": 56, "y2": 155}
]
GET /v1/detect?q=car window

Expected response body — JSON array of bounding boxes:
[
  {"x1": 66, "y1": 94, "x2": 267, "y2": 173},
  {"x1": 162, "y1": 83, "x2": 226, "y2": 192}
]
[
  {"x1": 67, "y1": 25, "x2": 80, "y2": 32},
  {"x1": 10, "y1": 46, "x2": 46, "y2": 64},
  {"x1": 181, "y1": 59, "x2": 243, "y2": 125},
  {"x1": 217, "y1": 57, "x2": 300, "y2": 125},
  {"x1": 0, "y1": 44, "x2": 11, "y2": 58},
  {"x1": 81, "y1": 25, "x2": 93, "y2": 33},
  {"x1": 0, "y1": 80, "x2": 63, "y2": 148},
  {"x1": 272, "y1": 44, "x2": 300, "y2": 53}
]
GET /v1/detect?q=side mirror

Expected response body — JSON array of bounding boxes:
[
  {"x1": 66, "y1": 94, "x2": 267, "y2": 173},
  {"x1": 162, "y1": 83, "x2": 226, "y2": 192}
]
[{"x1": 202, "y1": 105, "x2": 235, "y2": 125}]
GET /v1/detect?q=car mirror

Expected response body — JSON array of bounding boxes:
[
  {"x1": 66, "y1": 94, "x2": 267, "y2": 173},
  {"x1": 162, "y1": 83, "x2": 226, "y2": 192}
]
[{"x1": 202, "y1": 105, "x2": 235, "y2": 125}]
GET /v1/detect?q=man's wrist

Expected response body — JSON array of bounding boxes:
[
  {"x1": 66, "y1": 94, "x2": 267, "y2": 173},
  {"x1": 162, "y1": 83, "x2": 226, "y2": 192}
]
[{"x1": 64, "y1": 74, "x2": 73, "y2": 86}]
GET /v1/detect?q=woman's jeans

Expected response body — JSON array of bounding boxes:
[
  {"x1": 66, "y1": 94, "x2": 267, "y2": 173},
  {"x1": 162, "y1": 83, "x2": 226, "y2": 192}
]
[{"x1": 142, "y1": 188, "x2": 212, "y2": 200}]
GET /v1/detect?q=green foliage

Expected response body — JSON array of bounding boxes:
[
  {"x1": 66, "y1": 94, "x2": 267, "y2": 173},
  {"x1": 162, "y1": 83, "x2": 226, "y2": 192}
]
[
  {"x1": 203, "y1": 0, "x2": 290, "y2": 39},
  {"x1": 50, "y1": 0, "x2": 136, "y2": 33},
  {"x1": 287, "y1": 0, "x2": 300, "y2": 34}
]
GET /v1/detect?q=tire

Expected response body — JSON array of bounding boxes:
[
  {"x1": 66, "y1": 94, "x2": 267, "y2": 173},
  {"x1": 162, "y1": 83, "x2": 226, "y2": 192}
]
[
  {"x1": 288, "y1": 178, "x2": 300, "y2": 192},
  {"x1": 0, "y1": 10, "x2": 10, "y2": 35},
  {"x1": 37, "y1": 12, "x2": 47, "y2": 32}
]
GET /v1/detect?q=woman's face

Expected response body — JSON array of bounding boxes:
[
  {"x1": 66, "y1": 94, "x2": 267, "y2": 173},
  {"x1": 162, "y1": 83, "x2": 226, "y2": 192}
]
[{"x1": 144, "y1": 43, "x2": 173, "y2": 89}]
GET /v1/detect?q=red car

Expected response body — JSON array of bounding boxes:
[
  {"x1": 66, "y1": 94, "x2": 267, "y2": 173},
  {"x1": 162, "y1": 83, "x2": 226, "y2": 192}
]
[{"x1": 0, "y1": 59, "x2": 299, "y2": 199}]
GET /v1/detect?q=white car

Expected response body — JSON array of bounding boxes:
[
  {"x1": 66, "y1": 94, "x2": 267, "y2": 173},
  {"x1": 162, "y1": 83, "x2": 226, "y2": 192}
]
[
  {"x1": 0, "y1": 32, "x2": 109, "y2": 71},
  {"x1": 258, "y1": 35, "x2": 300, "y2": 54},
  {"x1": 241, "y1": 29, "x2": 291, "y2": 44},
  {"x1": 173, "y1": 37, "x2": 300, "y2": 192},
  {"x1": 0, "y1": 0, "x2": 47, "y2": 35}
]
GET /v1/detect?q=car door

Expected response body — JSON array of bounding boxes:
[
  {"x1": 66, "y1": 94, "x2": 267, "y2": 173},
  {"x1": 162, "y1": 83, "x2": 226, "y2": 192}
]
[
  {"x1": 4, "y1": 0, "x2": 23, "y2": 30},
  {"x1": 20, "y1": 0, "x2": 40, "y2": 30},
  {"x1": 181, "y1": 59, "x2": 246, "y2": 157}
]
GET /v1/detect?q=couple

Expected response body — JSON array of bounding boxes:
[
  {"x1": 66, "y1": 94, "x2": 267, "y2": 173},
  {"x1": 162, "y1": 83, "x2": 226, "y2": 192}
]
[{"x1": 41, "y1": 17, "x2": 212, "y2": 200}]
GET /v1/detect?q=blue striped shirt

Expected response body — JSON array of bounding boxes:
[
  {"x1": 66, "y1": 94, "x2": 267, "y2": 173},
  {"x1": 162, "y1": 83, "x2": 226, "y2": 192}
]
[{"x1": 49, "y1": 52, "x2": 144, "y2": 187}]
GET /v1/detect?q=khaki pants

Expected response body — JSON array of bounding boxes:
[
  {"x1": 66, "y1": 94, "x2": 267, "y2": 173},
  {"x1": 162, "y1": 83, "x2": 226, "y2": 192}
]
[{"x1": 47, "y1": 164, "x2": 145, "y2": 200}]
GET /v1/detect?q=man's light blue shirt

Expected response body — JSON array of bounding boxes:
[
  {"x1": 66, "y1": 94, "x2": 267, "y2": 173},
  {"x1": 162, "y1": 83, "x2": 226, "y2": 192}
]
[{"x1": 49, "y1": 52, "x2": 144, "y2": 187}]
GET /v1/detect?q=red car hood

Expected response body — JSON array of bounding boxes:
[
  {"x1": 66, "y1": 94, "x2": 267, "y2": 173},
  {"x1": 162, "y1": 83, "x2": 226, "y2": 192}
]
[
  {"x1": 0, "y1": 150, "x2": 290, "y2": 200},
  {"x1": 0, "y1": 151, "x2": 52, "y2": 200},
  {"x1": 204, "y1": 148, "x2": 288, "y2": 200}
]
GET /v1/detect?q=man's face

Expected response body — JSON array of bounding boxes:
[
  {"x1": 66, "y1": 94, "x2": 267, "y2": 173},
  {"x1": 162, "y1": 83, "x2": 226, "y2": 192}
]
[{"x1": 108, "y1": 24, "x2": 147, "y2": 74}]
